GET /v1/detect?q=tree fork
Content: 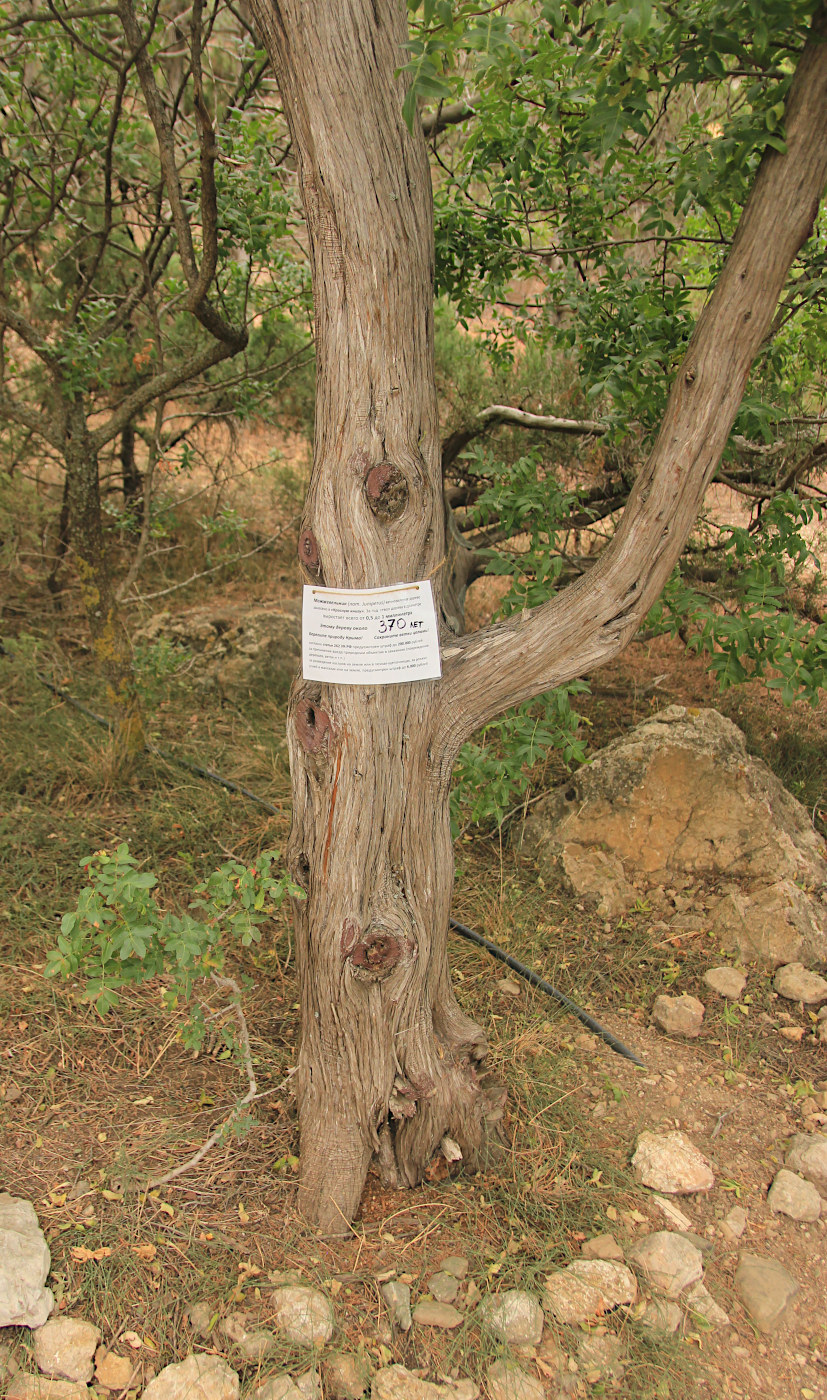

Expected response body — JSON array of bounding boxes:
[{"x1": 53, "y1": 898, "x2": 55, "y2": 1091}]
[{"x1": 250, "y1": 0, "x2": 827, "y2": 1231}]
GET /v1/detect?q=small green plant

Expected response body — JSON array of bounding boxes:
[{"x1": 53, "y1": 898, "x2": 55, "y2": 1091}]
[{"x1": 46, "y1": 843, "x2": 303, "y2": 1030}]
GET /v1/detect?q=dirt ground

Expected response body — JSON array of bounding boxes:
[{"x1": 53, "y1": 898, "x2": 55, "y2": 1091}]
[{"x1": 1, "y1": 556, "x2": 826, "y2": 1400}]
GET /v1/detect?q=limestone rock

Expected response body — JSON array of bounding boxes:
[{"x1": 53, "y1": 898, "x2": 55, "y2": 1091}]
[
  {"x1": 683, "y1": 1282, "x2": 730, "y2": 1328},
  {"x1": 255, "y1": 1379, "x2": 304, "y2": 1400},
  {"x1": 141, "y1": 1357, "x2": 239, "y2": 1400},
  {"x1": 628, "y1": 1233, "x2": 703, "y2": 1298},
  {"x1": 426, "y1": 1272, "x2": 459, "y2": 1304},
  {"x1": 652, "y1": 994, "x2": 705, "y2": 1038},
  {"x1": 632, "y1": 1130, "x2": 715, "y2": 1194},
  {"x1": 324, "y1": 1353, "x2": 371, "y2": 1400},
  {"x1": 639, "y1": 1299, "x2": 683, "y2": 1334},
  {"x1": 477, "y1": 1290, "x2": 543, "y2": 1346},
  {"x1": 94, "y1": 1349, "x2": 136, "y2": 1392},
  {"x1": 784, "y1": 1134, "x2": 827, "y2": 1195},
  {"x1": 372, "y1": 1365, "x2": 476, "y2": 1400},
  {"x1": 0, "y1": 1342, "x2": 20, "y2": 1382},
  {"x1": 439, "y1": 1256, "x2": 469, "y2": 1279},
  {"x1": 412, "y1": 1300, "x2": 463, "y2": 1329},
  {"x1": 237, "y1": 1331, "x2": 278, "y2": 1363},
  {"x1": 580, "y1": 1233, "x2": 624, "y2": 1262},
  {"x1": 521, "y1": 706, "x2": 827, "y2": 965},
  {"x1": 543, "y1": 1260, "x2": 635, "y2": 1324},
  {"x1": 734, "y1": 1253, "x2": 799, "y2": 1334},
  {"x1": 703, "y1": 967, "x2": 747, "y2": 999},
  {"x1": 485, "y1": 1362, "x2": 544, "y2": 1400},
  {"x1": 0, "y1": 1195, "x2": 54, "y2": 1328},
  {"x1": 7, "y1": 1378, "x2": 90, "y2": 1400},
  {"x1": 135, "y1": 601, "x2": 301, "y2": 702},
  {"x1": 722, "y1": 1206, "x2": 748, "y2": 1241},
  {"x1": 577, "y1": 1334, "x2": 626, "y2": 1383},
  {"x1": 34, "y1": 1320, "x2": 100, "y2": 1384},
  {"x1": 271, "y1": 1287, "x2": 334, "y2": 1347},
  {"x1": 185, "y1": 1302, "x2": 215, "y2": 1338},
  {"x1": 381, "y1": 1281, "x2": 412, "y2": 1331},
  {"x1": 773, "y1": 964, "x2": 827, "y2": 1004},
  {"x1": 294, "y1": 1372, "x2": 321, "y2": 1400},
  {"x1": 768, "y1": 1169, "x2": 822, "y2": 1221}
]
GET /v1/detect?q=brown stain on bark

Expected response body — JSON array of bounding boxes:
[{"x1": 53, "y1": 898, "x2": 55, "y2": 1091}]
[{"x1": 295, "y1": 699, "x2": 332, "y2": 753}]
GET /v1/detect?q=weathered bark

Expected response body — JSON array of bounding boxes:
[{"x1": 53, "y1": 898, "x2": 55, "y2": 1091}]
[
  {"x1": 64, "y1": 401, "x2": 145, "y2": 766},
  {"x1": 120, "y1": 421, "x2": 143, "y2": 517},
  {"x1": 250, "y1": 0, "x2": 827, "y2": 1231}
]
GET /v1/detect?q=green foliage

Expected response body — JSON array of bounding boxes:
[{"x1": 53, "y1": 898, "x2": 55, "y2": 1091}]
[{"x1": 46, "y1": 844, "x2": 303, "y2": 1024}]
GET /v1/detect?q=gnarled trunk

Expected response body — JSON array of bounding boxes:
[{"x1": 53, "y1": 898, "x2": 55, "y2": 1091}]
[{"x1": 249, "y1": 0, "x2": 827, "y2": 1231}]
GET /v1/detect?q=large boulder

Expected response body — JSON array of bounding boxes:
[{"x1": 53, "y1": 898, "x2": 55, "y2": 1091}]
[
  {"x1": 521, "y1": 706, "x2": 827, "y2": 966},
  {"x1": 135, "y1": 599, "x2": 301, "y2": 701}
]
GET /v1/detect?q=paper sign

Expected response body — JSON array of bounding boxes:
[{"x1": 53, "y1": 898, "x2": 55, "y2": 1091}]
[{"x1": 302, "y1": 580, "x2": 441, "y2": 684}]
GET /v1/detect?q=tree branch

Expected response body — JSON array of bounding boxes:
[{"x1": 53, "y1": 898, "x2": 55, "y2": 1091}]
[
  {"x1": 90, "y1": 338, "x2": 238, "y2": 451},
  {"x1": 437, "y1": 4, "x2": 827, "y2": 753},
  {"x1": 442, "y1": 403, "x2": 608, "y2": 471},
  {"x1": 421, "y1": 97, "x2": 477, "y2": 137}
]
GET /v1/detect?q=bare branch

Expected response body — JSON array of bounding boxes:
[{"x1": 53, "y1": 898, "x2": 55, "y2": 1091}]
[
  {"x1": 442, "y1": 402, "x2": 608, "y2": 471},
  {"x1": 90, "y1": 338, "x2": 238, "y2": 451},
  {"x1": 421, "y1": 97, "x2": 477, "y2": 137}
]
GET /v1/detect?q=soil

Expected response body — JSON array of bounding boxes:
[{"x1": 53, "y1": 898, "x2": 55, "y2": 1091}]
[{"x1": 1, "y1": 563, "x2": 826, "y2": 1400}]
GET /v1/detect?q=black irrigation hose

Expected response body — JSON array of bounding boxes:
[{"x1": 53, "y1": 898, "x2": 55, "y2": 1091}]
[{"x1": 34, "y1": 670, "x2": 645, "y2": 1067}]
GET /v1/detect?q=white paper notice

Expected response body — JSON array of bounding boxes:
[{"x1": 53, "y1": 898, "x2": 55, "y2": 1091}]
[{"x1": 302, "y1": 580, "x2": 442, "y2": 685}]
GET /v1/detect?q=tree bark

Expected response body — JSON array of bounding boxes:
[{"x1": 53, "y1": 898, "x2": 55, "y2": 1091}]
[{"x1": 250, "y1": 0, "x2": 827, "y2": 1232}]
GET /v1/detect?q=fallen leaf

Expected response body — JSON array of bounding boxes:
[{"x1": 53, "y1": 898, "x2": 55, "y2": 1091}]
[
  {"x1": 238, "y1": 1202, "x2": 250, "y2": 1225},
  {"x1": 537, "y1": 1360, "x2": 558, "y2": 1380},
  {"x1": 605, "y1": 1205, "x2": 618, "y2": 1221},
  {"x1": 780, "y1": 1026, "x2": 805, "y2": 1043},
  {"x1": 132, "y1": 1244, "x2": 157, "y2": 1261},
  {"x1": 133, "y1": 1095, "x2": 154, "y2": 1106},
  {"x1": 158, "y1": 1202, "x2": 175, "y2": 1218},
  {"x1": 120, "y1": 1332, "x2": 143, "y2": 1350},
  {"x1": 70, "y1": 1246, "x2": 112, "y2": 1262}
]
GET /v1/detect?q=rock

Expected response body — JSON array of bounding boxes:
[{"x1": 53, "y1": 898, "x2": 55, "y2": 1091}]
[
  {"x1": 576, "y1": 1334, "x2": 625, "y2": 1382},
  {"x1": 773, "y1": 964, "x2": 827, "y2": 1004},
  {"x1": 141, "y1": 1357, "x2": 239, "y2": 1400},
  {"x1": 785, "y1": 1133, "x2": 827, "y2": 1195},
  {"x1": 485, "y1": 1362, "x2": 544, "y2": 1400},
  {"x1": 381, "y1": 1281, "x2": 412, "y2": 1331},
  {"x1": 722, "y1": 1206, "x2": 747, "y2": 1241},
  {"x1": 255, "y1": 1380, "x2": 304, "y2": 1400},
  {"x1": 7, "y1": 1379, "x2": 90, "y2": 1400},
  {"x1": 703, "y1": 967, "x2": 747, "y2": 999},
  {"x1": 185, "y1": 1302, "x2": 215, "y2": 1337},
  {"x1": 496, "y1": 978, "x2": 521, "y2": 997},
  {"x1": 628, "y1": 1233, "x2": 704, "y2": 1298},
  {"x1": 639, "y1": 1299, "x2": 683, "y2": 1334},
  {"x1": 271, "y1": 1287, "x2": 334, "y2": 1347},
  {"x1": 372, "y1": 1365, "x2": 475, "y2": 1400},
  {"x1": 543, "y1": 1261, "x2": 635, "y2": 1324},
  {"x1": 94, "y1": 1349, "x2": 136, "y2": 1391},
  {"x1": 652, "y1": 994, "x2": 705, "y2": 1038},
  {"x1": 412, "y1": 1300, "x2": 463, "y2": 1329},
  {"x1": 135, "y1": 601, "x2": 302, "y2": 702},
  {"x1": 324, "y1": 1354, "x2": 371, "y2": 1400},
  {"x1": 632, "y1": 1130, "x2": 715, "y2": 1194},
  {"x1": 768, "y1": 1169, "x2": 822, "y2": 1221},
  {"x1": 34, "y1": 1320, "x2": 100, "y2": 1384},
  {"x1": 1, "y1": 1342, "x2": 20, "y2": 1381},
  {"x1": 439, "y1": 1257, "x2": 469, "y2": 1279},
  {"x1": 0, "y1": 1195, "x2": 54, "y2": 1328},
  {"x1": 520, "y1": 706, "x2": 827, "y2": 965},
  {"x1": 238, "y1": 1332, "x2": 278, "y2": 1363},
  {"x1": 478, "y1": 1290, "x2": 543, "y2": 1346},
  {"x1": 427, "y1": 1272, "x2": 459, "y2": 1304},
  {"x1": 734, "y1": 1253, "x2": 799, "y2": 1334},
  {"x1": 683, "y1": 1282, "x2": 730, "y2": 1328},
  {"x1": 220, "y1": 1313, "x2": 250, "y2": 1345},
  {"x1": 294, "y1": 1372, "x2": 321, "y2": 1400},
  {"x1": 580, "y1": 1234, "x2": 624, "y2": 1262}
]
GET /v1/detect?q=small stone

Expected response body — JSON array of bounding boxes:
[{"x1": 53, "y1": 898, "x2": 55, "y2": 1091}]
[
  {"x1": 255, "y1": 1378, "x2": 303, "y2": 1400},
  {"x1": 372, "y1": 1365, "x2": 469, "y2": 1400},
  {"x1": 785, "y1": 1133, "x2": 827, "y2": 1195},
  {"x1": 0, "y1": 1195, "x2": 54, "y2": 1328},
  {"x1": 652, "y1": 994, "x2": 705, "y2": 1038},
  {"x1": 496, "y1": 978, "x2": 521, "y2": 997},
  {"x1": 478, "y1": 1290, "x2": 543, "y2": 1346},
  {"x1": 0, "y1": 1342, "x2": 21, "y2": 1381},
  {"x1": 7, "y1": 1379, "x2": 90, "y2": 1400},
  {"x1": 703, "y1": 967, "x2": 747, "y2": 999},
  {"x1": 721, "y1": 1206, "x2": 747, "y2": 1241},
  {"x1": 142, "y1": 1357, "x2": 239, "y2": 1400},
  {"x1": 381, "y1": 1281, "x2": 412, "y2": 1331},
  {"x1": 543, "y1": 1261, "x2": 635, "y2": 1324},
  {"x1": 450, "y1": 1383, "x2": 478, "y2": 1400},
  {"x1": 439, "y1": 1257, "x2": 469, "y2": 1279},
  {"x1": 683, "y1": 1282, "x2": 730, "y2": 1328},
  {"x1": 773, "y1": 964, "x2": 827, "y2": 1005},
  {"x1": 186, "y1": 1302, "x2": 216, "y2": 1338},
  {"x1": 220, "y1": 1313, "x2": 250, "y2": 1344},
  {"x1": 639, "y1": 1299, "x2": 683, "y2": 1334},
  {"x1": 238, "y1": 1332, "x2": 278, "y2": 1363},
  {"x1": 580, "y1": 1233, "x2": 624, "y2": 1262},
  {"x1": 768, "y1": 1169, "x2": 822, "y2": 1221},
  {"x1": 294, "y1": 1371, "x2": 321, "y2": 1400},
  {"x1": 576, "y1": 1334, "x2": 625, "y2": 1381},
  {"x1": 427, "y1": 1272, "x2": 460, "y2": 1304},
  {"x1": 632, "y1": 1130, "x2": 715, "y2": 1194},
  {"x1": 94, "y1": 1349, "x2": 136, "y2": 1392},
  {"x1": 675, "y1": 1230, "x2": 713, "y2": 1256},
  {"x1": 734, "y1": 1253, "x2": 799, "y2": 1334},
  {"x1": 412, "y1": 1300, "x2": 463, "y2": 1329},
  {"x1": 324, "y1": 1353, "x2": 371, "y2": 1400},
  {"x1": 272, "y1": 1287, "x2": 334, "y2": 1347},
  {"x1": 485, "y1": 1361, "x2": 544, "y2": 1400},
  {"x1": 628, "y1": 1233, "x2": 704, "y2": 1298},
  {"x1": 34, "y1": 1320, "x2": 101, "y2": 1384}
]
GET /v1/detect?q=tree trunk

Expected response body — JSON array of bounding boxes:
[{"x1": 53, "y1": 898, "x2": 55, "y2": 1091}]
[
  {"x1": 120, "y1": 421, "x2": 143, "y2": 520},
  {"x1": 64, "y1": 400, "x2": 145, "y2": 768},
  {"x1": 250, "y1": 0, "x2": 827, "y2": 1232}
]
